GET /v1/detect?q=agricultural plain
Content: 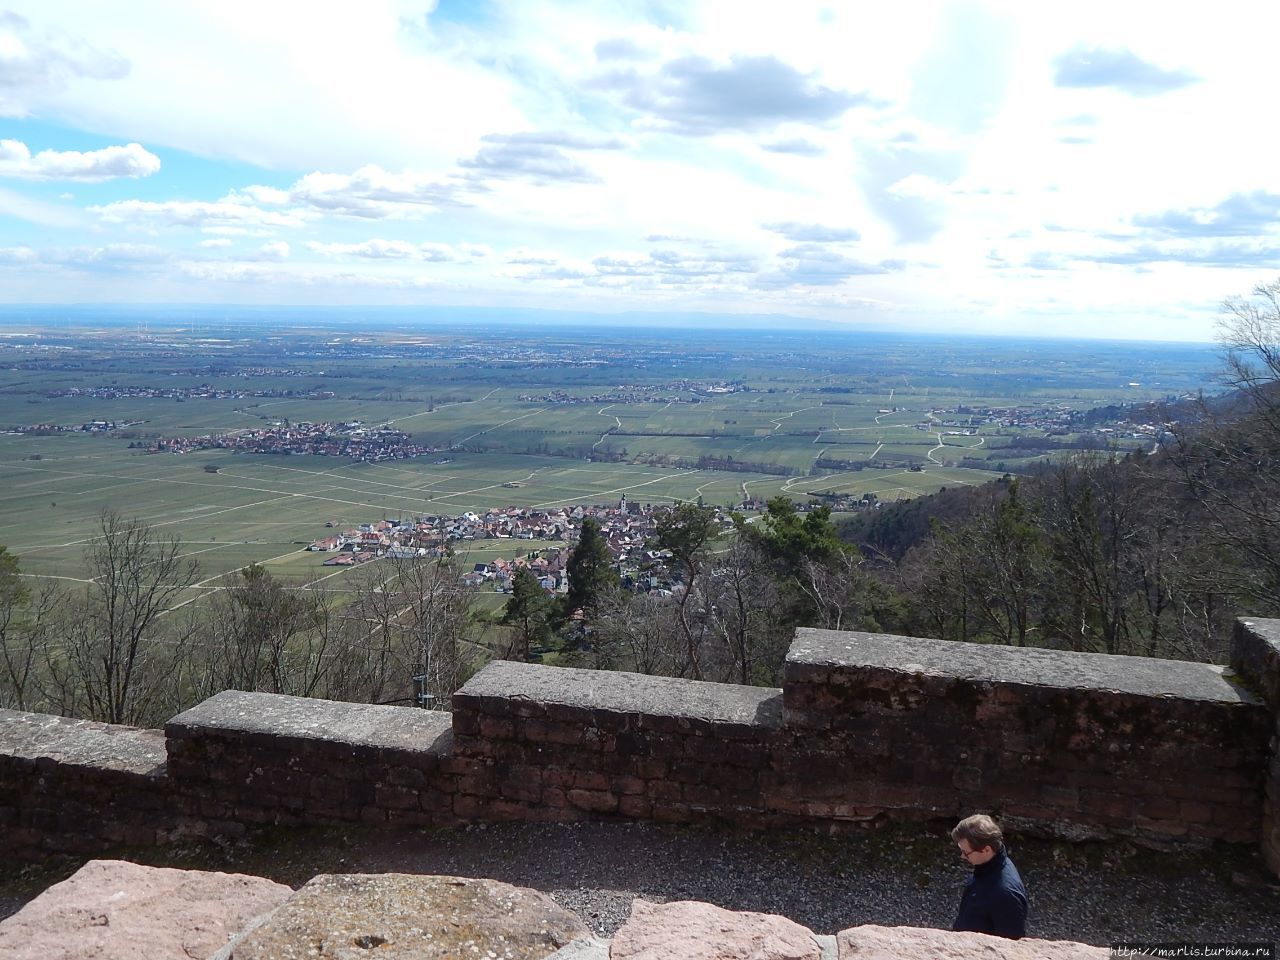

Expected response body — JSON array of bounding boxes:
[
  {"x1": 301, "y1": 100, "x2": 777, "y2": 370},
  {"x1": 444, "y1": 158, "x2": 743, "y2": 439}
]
[{"x1": 0, "y1": 315, "x2": 1218, "y2": 594}]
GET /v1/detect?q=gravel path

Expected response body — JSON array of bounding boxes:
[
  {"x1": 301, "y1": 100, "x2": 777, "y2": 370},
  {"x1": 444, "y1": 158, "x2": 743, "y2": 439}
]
[{"x1": 3, "y1": 820, "x2": 1278, "y2": 946}]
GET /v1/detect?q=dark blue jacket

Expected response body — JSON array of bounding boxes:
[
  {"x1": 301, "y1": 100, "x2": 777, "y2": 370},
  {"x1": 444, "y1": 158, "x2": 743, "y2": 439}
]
[{"x1": 953, "y1": 848, "x2": 1028, "y2": 939}]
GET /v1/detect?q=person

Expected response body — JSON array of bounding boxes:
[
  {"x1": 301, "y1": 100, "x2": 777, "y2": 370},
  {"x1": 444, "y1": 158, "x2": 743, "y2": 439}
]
[{"x1": 951, "y1": 814, "x2": 1028, "y2": 939}]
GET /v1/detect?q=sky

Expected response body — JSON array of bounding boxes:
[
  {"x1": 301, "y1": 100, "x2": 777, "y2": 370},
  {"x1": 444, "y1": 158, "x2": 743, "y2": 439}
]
[{"x1": 0, "y1": 1, "x2": 1278, "y2": 341}]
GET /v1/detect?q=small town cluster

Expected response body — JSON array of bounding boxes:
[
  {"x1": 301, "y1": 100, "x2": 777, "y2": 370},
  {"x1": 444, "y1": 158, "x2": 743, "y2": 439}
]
[
  {"x1": 44, "y1": 384, "x2": 335, "y2": 401},
  {"x1": 517, "y1": 380, "x2": 747, "y2": 404},
  {"x1": 10, "y1": 419, "x2": 146, "y2": 435},
  {"x1": 922, "y1": 401, "x2": 1162, "y2": 441},
  {"x1": 306, "y1": 496, "x2": 725, "y2": 594},
  {"x1": 150, "y1": 422, "x2": 439, "y2": 462}
]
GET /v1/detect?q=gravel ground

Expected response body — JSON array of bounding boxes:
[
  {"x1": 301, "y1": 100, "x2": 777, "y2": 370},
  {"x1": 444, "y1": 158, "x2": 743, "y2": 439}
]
[{"x1": 2, "y1": 820, "x2": 1278, "y2": 946}]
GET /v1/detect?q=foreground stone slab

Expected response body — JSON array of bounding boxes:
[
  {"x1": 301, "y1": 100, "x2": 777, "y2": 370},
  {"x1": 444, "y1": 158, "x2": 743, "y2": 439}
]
[
  {"x1": 611, "y1": 899, "x2": 821, "y2": 960},
  {"x1": 229, "y1": 873, "x2": 589, "y2": 959},
  {"x1": 0, "y1": 859, "x2": 291, "y2": 960},
  {"x1": 836, "y1": 924, "x2": 1107, "y2": 959}
]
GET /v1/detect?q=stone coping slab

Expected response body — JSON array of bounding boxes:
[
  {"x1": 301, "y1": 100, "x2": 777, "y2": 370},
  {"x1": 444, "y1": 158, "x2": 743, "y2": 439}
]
[
  {"x1": 789, "y1": 629, "x2": 1259, "y2": 705},
  {"x1": 0, "y1": 708, "x2": 166, "y2": 776},
  {"x1": 1233, "y1": 617, "x2": 1280, "y2": 707},
  {"x1": 455, "y1": 660, "x2": 783, "y2": 728},
  {"x1": 0, "y1": 859, "x2": 292, "y2": 960},
  {"x1": 166, "y1": 690, "x2": 453, "y2": 754},
  {"x1": 227, "y1": 873, "x2": 588, "y2": 959}
]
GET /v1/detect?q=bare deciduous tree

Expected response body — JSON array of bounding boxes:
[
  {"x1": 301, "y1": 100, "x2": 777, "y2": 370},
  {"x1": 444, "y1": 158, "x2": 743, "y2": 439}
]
[
  {"x1": 57, "y1": 511, "x2": 199, "y2": 725},
  {"x1": 337, "y1": 554, "x2": 474, "y2": 708},
  {"x1": 0, "y1": 548, "x2": 63, "y2": 712}
]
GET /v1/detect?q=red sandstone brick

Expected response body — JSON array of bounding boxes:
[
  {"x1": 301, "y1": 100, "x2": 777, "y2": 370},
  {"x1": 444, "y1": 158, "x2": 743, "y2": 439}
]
[
  {"x1": 1179, "y1": 800, "x2": 1214, "y2": 823},
  {"x1": 680, "y1": 783, "x2": 725, "y2": 807},
  {"x1": 454, "y1": 794, "x2": 496, "y2": 818},
  {"x1": 1222, "y1": 825, "x2": 1260, "y2": 844},
  {"x1": 1040, "y1": 785, "x2": 1080, "y2": 811},
  {"x1": 648, "y1": 780, "x2": 682, "y2": 802},
  {"x1": 304, "y1": 799, "x2": 344, "y2": 820},
  {"x1": 542, "y1": 768, "x2": 574, "y2": 788},
  {"x1": 387, "y1": 766, "x2": 428, "y2": 789},
  {"x1": 612, "y1": 775, "x2": 646, "y2": 796},
  {"x1": 479, "y1": 717, "x2": 515, "y2": 739},
  {"x1": 870, "y1": 784, "x2": 937, "y2": 808},
  {"x1": 522, "y1": 719, "x2": 553, "y2": 743},
  {"x1": 1166, "y1": 781, "x2": 1245, "y2": 806},
  {"x1": 644, "y1": 737, "x2": 685, "y2": 760},
  {"x1": 498, "y1": 762, "x2": 542, "y2": 782},
  {"x1": 541, "y1": 786, "x2": 569, "y2": 808},
  {"x1": 389, "y1": 808, "x2": 437, "y2": 827},
  {"x1": 590, "y1": 709, "x2": 632, "y2": 733},
  {"x1": 582, "y1": 728, "x2": 616, "y2": 752},
  {"x1": 684, "y1": 736, "x2": 729, "y2": 763},
  {"x1": 618, "y1": 795, "x2": 652, "y2": 819},
  {"x1": 359, "y1": 805, "x2": 387, "y2": 824},
  {"x1": 499, "y1": 779, "x2": 542, "y2": 804},
  {"x1": 451, "y1": 713, "x2": 480, "y2": 737},
  {"x1": 1138, "y1": 797, "x2": 1180, "y2": 820},
  {"x1": 651, "y1": 801, "x2": 691, "y2": 823},
  {"x1": 456, "y1": 774, "x2": 501, "y2": 798},
  {"x1": 761, "y1": 794, "x2": 808, "y2": 815},
  {"x1": 375, "y1": 785, "x2": 420, "y2": 810},
  {"x1": 438, "y1": 756, "x2": 485, "y2": 776},
  {"x1": 542, "y1": 721, "x2": 586, "y2": 746},
  {"x1": 564, "y1": 751, "x2": 627, "y2": 775},
  {"x1": 1005, "y1": 804, "x2": 1058, "y2": 821},
  {"x1": 488, "y1": 799, "x2": 530, "y2": 821},
  {"x1": 567, "y1": 788, "x2": 618, "y2": 813},
  {"x1": 1078, "y1": 792, "x2": 1131, "y2": 820},
  {"x1": 570, "y1": 770, "x2": 610, "y2": 791},
  {"x1": 1211, "y1": 803, "x2": 1255, "y2": 827}
]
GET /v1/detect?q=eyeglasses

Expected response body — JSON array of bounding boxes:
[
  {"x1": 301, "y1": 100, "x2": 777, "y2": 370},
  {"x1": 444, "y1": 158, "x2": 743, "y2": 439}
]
[{"x1": 957, "y1": 846, "x2": 985, "y2": 861}]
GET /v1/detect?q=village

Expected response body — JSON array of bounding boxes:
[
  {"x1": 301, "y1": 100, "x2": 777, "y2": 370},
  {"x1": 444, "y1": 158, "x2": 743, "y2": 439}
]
[
  {"x1": 44, "y1": 384, "x2": 335, "y2": 401},
  {"x1": 305, "y1": 496, "x2": 734, "y2": 596},
  {"x1": 8, "y1": 419, "x2": 147, "y2": 436},
  {"x1": 919, "y1": 401, "x2": 1165, "y2": 445},
  {"x1": 149, "y1": 421, "x2": 439, "y2": 462},
  {"x1": 517, "y1": 380, "x2": 749, "y2": 404}
]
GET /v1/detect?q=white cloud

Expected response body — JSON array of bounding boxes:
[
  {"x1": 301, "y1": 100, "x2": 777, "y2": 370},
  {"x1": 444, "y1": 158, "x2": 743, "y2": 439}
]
[
  {"x1": 198, "y1": 237, "x2": 232, "y2": 248},
  {"x1": 0, "y1": 139, "x2": 159, "y2": 181},
  {"x1": 256, "y1": 240, "x2": 289, "y2": 260},
  {"x1": 885, "y1": 174, "x2": 953, "y2": 202},
  {"x1": 268, "y1": 165, "x2": 467, "y2": 219},
  {"x1": 0, "y1": 11, "x2": 130, "y2": 118},
  {"x1": 0, "y1": 242, "x2": 169, "y2": 267},
  {"x1": 504, "y1": 247, "x2": 560, "y2": 265},
  {"x1": 0, "y1": 245, "x2": 37, "y2": 262},
  {"x1": 0, "y1": 2, "x2": 520, "y2": 170},
  {"x1": 90, "y1": 197, "x2": 308, "y2": 230},
  {"x1": 309, "y1": 239, "x2": 430, "y2": 260}
]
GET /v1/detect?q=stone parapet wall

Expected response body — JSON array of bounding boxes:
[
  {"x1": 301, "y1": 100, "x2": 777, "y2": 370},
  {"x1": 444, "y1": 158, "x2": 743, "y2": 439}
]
[
  {"x1": 0, "y1": 709, "x2": 178, "y2": 859},
  {"x1": 2, "y1": 621, "x2": 1279, "y2": 869},
  {"x1": 1232, "y1": 618, "x2": 1280, "y2": 873},
  {"x1": 784, "y1": 629, "x2": 1269, "y2": 844},
  {"x1": 165, "y1": 690, "x2": 457, "y2": 832},
  {"x1": 450, "y1": 660, "x2": 783, "y2": 825}
]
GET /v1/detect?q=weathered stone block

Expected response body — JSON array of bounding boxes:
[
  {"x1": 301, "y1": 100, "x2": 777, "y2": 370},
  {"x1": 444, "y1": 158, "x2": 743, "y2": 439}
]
[{"x1": 567, "y1": 788, "x2": 617, "y2": 812}]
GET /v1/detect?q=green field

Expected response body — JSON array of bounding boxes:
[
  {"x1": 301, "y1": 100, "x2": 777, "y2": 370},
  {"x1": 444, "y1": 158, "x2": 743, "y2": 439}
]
[{"x1": 0, "y1": 439, "x2": 989, "y2": 588}]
